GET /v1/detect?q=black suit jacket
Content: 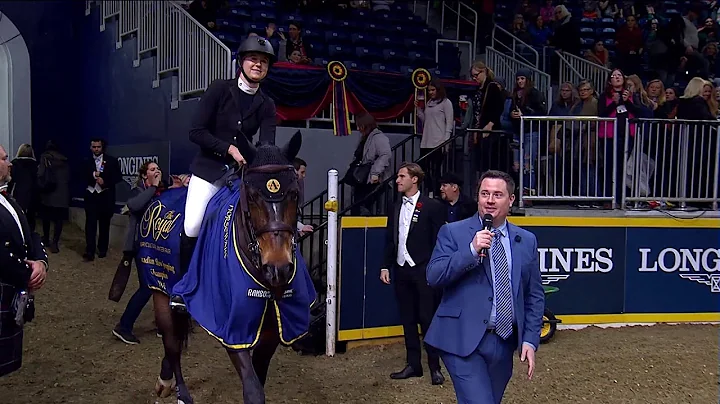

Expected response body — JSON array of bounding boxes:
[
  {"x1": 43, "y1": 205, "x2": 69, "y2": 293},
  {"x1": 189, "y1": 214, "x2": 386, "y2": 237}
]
[
  {"x1": 189, "y1": 79, "x2": 277, "y2": 183},
  {"x1": 83, "y1": 154, "x2": 121, "y2": 203},
  {"x1": 383, "y1": 194, "x2": 447, "y2": 270},
  {"x1": 0, "y1": 192, "x2": 48, "y2": 289}
]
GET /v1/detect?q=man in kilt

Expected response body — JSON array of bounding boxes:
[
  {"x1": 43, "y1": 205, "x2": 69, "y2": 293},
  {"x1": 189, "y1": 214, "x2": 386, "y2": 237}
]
[{"x1": 0, "y1": 144, "x2": 48, "y2": 377}]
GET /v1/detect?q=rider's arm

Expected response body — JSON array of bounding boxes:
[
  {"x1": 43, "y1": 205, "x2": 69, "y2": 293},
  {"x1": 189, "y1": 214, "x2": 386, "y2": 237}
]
[
  {"x1": 189, "y1": 79, "x2": 232, "y2": 156},
  {"x1": 257, "y1": 96, "x2": 277, "y2": 145}
]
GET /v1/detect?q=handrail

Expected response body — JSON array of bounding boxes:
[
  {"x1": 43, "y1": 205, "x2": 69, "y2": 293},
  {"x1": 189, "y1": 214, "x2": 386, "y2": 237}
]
[
  {"x1": 486, "y1": 47, "x2": 552, "y2": 113},
  {"x1": 412, "y1": 0, "x2": 431, "y2": 25},
  {"x1": 491, "y1": 25, "x2": 539, "y2": 69},
  {"x1": 556, "y1": 50, "x2": 611, "y2": 94},
  {"x1": 440, "y1": 1, "x2": 478, "y2": 59},
  {"x1": 435, "y1": 39, "x2": 473, "y2": 78},
  {"x1": 87, "y1": 0, "x2": 232, "y2": 109}
]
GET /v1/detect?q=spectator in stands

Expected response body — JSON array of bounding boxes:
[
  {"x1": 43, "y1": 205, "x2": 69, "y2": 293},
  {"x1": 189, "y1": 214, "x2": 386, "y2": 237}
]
[
  {"x1": 437, "y1": 172, "x2": 476, "y2": 222},
  {"x1": 616, "y1": 15, "x2": 644, "y2": 76},
  {"x1": 510, "y1": 14, "x2": 533, "y2": 44},
  {"x1": 676, "y1": 77, "x2": 718, "y2": 207},
  {"x1": 627, "y1": 74, "x2": 656, "y2": 116},
  {"x1": 599, "y1": 0, "x2": 620, "y2": 18},
  {"x1": 264, "y1": 23, "x2": 289, "y2": 63},
  {"x1": 599, "y1": 69, "x2": 637, "y2": 202},
  {"x1": 510, "y1": 68, "x2": 546, "y2": 193},
  {"x1": 702, "y1": 42, "x2": 719, "y2": 77},
  {"x1": 286, "y1": 22, "x2": 311, "y2": 63},
  {"x1": 645, "y1": 78, "x2": 667, "y2": 116},
  {"x1": 550, "y1": 82, "x2": 579, "y2": 116},
  {"x1": 551, "y1": 5, "x2": 582, "y2": 55},
  {"x1": 514, "y1": 0, "x2": 537, "y2": 22},
  {"x1": 619, "y1": 0, "x2": 637, "y2": 19},
  {"x1": 702, "y1": 79, "x2": 719, "y2": 116},
  {"x1": 573, "y1": 79, "x2": 600, "y2": 196},
  {"x1": 698, "y1": 17, "x2": 718, "y2": 48},
  {"x1": 347, "y1": 112, "x2": 392, "y2": 215},
  {"x1": 681, "y1": 4, "x2": 711, "y2": 78},
  {"x1": 460, "y1": 61, "x2": 505, "y2": 181},
  {"x1": 37, "y1": 141, "x2": 69, "y2": 253},
  {"x1": 583, "y1": 0, "x2": 601, "y2": 19},
  {"x1": 658, "y1": 86, "x2": 679, "y2": 118},
  {"x1": 416, "y1": 78, "x2": 454, "y2": 194},
  {"x1": 188, "y1": 0, "x2": 217, "y2": 30},
  {"x1": 529, "y1": 15, "x2": 552, "y2": 47},
  {"x1": 585, "y1": 41, "x2": 611, "y2": 67},
  {"x1": 8, "y1": 144, "x2": 37, "y2": 231},
  {"x1": 540, "y1": 0, "x2": 555, "y2": 23}
]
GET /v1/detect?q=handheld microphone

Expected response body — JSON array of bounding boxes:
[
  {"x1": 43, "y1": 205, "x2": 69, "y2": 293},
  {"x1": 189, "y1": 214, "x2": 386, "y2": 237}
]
[{"x1": 478, "y1": 213, "x2": 493, "y2": 264}]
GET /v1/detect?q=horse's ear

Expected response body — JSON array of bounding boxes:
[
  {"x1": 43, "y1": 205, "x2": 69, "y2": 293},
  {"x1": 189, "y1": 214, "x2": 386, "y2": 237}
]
[
  {"x1": 281, "y1": 130, "x2": 302, "y2": 162},
  {"x1": 235, "y1": 134, "x2": 257, "y2": 164}
]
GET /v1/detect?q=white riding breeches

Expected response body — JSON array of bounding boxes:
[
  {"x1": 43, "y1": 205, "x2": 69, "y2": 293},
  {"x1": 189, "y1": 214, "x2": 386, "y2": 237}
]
[{"x1": 183, "y1": 175, "x2": 224, "y2": 237}]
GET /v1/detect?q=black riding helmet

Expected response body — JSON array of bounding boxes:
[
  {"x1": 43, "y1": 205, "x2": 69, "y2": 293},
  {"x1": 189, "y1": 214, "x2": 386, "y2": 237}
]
[{"x1": 236, "y1": 36, "x2": 276, "y2": 84}]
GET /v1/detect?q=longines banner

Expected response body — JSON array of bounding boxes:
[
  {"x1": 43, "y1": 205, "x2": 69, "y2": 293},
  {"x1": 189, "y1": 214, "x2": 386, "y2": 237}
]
[
  {"x1": 339, "y1": 223, "x2": 720, "y2": 328},
  {"x1": 136, "y1": 187, "x2": 187, "y2": 295},
  {"x1": 106, "y1": 141, "x2": 170, "y2": 203}
]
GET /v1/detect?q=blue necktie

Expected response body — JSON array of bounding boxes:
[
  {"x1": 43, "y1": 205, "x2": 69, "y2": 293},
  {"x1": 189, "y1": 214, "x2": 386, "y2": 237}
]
[{"x1": 492, "y1": 231, "x2": 513, "y2": 339}]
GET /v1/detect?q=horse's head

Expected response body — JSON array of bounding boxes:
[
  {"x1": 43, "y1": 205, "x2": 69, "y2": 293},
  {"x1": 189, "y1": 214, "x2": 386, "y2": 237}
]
[{"x1": 235, "y1": 131, "x2": 302, "y2": 295}]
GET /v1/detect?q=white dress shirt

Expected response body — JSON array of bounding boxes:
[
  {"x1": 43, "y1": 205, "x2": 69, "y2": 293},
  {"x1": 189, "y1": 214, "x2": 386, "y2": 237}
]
[
  {"x1": 396, "y1": 191, "x2": 420, "y2": 267},
  {"x1": 0, "y1": 192, "x2": 25, "y2": 243},
  {"x1": 87, "y1": 154, "x2": 105, "y2": 193}
]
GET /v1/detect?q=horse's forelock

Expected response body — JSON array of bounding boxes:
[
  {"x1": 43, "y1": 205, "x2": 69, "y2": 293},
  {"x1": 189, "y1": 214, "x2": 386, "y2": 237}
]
[{"x1": 247, "y1": 144, "x2": 288, "y2": 169}]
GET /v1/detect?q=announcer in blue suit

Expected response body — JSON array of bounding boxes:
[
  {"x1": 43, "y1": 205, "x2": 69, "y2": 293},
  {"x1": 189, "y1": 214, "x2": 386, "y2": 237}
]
[{"x1": 425, "y1": 170, "x2": 544, "y2": 404}]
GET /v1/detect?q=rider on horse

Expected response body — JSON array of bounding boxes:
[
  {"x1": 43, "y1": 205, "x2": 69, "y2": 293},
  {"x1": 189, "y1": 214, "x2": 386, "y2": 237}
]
[{"x1": 176, "y1": 36, "x2": 278, "y2": 296}]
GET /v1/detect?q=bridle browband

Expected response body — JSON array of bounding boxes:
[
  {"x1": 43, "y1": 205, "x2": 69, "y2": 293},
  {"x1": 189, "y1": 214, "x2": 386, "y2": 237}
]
[{"x1": 233, "y1": 163, "x2": 299, "y2": 270}]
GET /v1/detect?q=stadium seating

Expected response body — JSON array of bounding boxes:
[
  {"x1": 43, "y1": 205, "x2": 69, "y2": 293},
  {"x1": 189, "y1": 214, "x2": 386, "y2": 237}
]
[{"x1": 211, "y1": 0, "x2": 462, "y2": 78}]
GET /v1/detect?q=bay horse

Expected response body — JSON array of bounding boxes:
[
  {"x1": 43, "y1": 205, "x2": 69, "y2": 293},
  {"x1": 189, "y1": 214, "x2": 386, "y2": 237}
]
[{"x1": 156, "y1": 131, "x2": 313, "y2": 404}]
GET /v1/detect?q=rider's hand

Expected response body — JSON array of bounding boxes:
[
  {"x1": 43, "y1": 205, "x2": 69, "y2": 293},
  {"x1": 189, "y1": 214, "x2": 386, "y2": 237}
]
[{"x1": 228, "y1": 145, "x2": 246, "y2": 165}]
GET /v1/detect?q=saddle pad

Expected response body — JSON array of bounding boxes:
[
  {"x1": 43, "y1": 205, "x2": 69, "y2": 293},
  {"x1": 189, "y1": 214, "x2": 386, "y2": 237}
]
[
  {"x1": 171, "y1": 178, "x2": 317, "y2": 349},
  {"x1": 136, "y1": 187, "x2": 188, "y2": 296}
]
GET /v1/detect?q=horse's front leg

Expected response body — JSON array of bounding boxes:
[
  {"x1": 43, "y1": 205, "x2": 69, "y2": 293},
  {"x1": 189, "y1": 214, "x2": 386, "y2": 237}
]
[
  {"x1": 228, "y1": 349, "x2": 265, "y2": 404},
  {"x1": 252, "y1": 311, "x2": 281, "y2": 386}
]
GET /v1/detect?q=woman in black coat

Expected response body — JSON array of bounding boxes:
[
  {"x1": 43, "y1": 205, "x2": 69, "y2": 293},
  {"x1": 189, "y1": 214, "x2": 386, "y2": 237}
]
[{"x1": 9, "y1": 144, "x2": 38, "y2": 230}]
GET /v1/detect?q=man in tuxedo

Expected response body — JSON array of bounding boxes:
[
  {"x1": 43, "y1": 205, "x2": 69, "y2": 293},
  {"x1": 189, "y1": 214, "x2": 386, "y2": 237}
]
[
  {"x1": 438, "y1": 172, "x2": 477, "y2": 223},
  {"x1": 83, "y1": 138, "x2": 121, "y2": 262},
  {"x1": 380, "y1": 162, "x2": 446, "y2": 385},
  {"x1": 425, "y1": 170, "x2": 544, "y2": 403},
  {"x1": 0, "y1": 145, "x2": 49, "y2": 377}
]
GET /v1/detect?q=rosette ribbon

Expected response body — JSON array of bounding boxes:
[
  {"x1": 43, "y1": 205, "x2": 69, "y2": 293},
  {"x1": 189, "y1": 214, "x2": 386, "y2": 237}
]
[
  {"x1": 327, "y1": 61, "x2": 352, "y2": 136},
  {"x1": 411, "y1": 68, "x2": 431, "y2": 135}
]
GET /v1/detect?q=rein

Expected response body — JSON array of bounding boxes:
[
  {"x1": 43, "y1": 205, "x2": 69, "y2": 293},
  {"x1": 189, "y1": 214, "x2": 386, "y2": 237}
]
[{"x1": 232, "y1": 163, "x2": 298, "y2": 270}]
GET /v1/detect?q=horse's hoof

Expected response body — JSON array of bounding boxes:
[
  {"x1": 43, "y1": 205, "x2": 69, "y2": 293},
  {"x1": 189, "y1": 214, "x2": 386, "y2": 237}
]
[
  {"x1": 155, "y1": 376, "x2": 176, "y2": 398},
  {"x1": 176, "y1": 384, "x2": 194, "y2": 404}
]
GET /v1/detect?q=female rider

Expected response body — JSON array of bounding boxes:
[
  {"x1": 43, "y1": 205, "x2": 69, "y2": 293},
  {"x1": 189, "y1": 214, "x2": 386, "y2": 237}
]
[{"x1": 177, "y1": 36, "x2": 278, "y2": 290}]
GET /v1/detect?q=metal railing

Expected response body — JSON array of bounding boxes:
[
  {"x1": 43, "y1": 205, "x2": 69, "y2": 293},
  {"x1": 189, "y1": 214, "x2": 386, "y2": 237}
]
[
  {"x1": 519, "y1": 116, "x2": 618, "y2": 208},
  {"x1": 623, "y1": 118, "x2": 720, "y2": 210},
  {"x1": 486, "y1": 47, "x2": 552, "y2": 110},
  {"x1": 87, "y1": 0, "x2": 232, "y2": 108},
  {"x1": 305, "y1": 104, "x2": 415, "y2": 129},
  {"x1": 440, "y1": 1, "x2": 478, "y2": 59},
  {"x1": 491, "y1": 25, "x2": 540, "y2": 69},
  {"x1": 556, "y1": 50, "x2": 611, "y2": 94},
  {"x1": 436, "y1": 39, "x2": 474, "y2": 80}
]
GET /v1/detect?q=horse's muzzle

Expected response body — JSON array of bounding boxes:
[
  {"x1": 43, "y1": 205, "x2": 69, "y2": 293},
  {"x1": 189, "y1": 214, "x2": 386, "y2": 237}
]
[{"x1": 262, "y1": 262, "x2": 294, "y2": 290}]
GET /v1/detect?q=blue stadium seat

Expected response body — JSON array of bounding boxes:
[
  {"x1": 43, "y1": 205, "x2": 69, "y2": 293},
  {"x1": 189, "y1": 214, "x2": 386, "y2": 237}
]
[
  {"x1": 282, "y1": 13, "x2": 303, "y2": 23},
  {"x1": 314, "y1": 57, "x2": 330, "y2": 67},
  {"x1": 351, "y1": 33, "x2": 375, "y2": 46},
  {"x1": 598, "y1": 27, "x2": 616, "y2": 39},
  {"x1": 580, "y1": 27, "x2": 595, "y2": 35},
  {"x1": 249, "y1": 0, "x2": 275, "y2": 9},
  {"x1": 399, "y1": 65, "x2": 415, "y2": 76},
  {"x1": 404, "y1": 38, "x2": 429, "y2": 52},
  {"x1": 356, "y1": 46, "x2": 383, "y2": 62},
  {"x1": 308, "y1": 42, "x2": 325, "y2": 56},
  {"x1": 581, "y1": 37, "x2": 595, "y2": 46},
  {"x1": 243, "y1": 22, "x2": 264, "y2": 34},
  {"x1": 229, "y1": 7, "x2": 252, "y2": 19},
  {"x1": 371, "y1": 63, "x2": 389, "y2": 74},
  {"x1": 252, "y1": 10, "x2": 276, "y2": 22},
  {"x1": 215, "y1": 31, "x2": 242, "y2": 46},
  {"x1": 344, "y1": 60, "x2": 371, "y2": 71},
  {"x1": 328, "y1": 44, "x2": 353, "y2": 60},
  {"x1": 302, "y1": 28, "x2": 322, "y2": 43},
  {"x1": 325, "y1": 31, "x2": 351, "y2": 45},
  {"x1": 215, "y1": 18, "x2": 243, "y2": 31},
  {"x1": 227, "y1": 0, "x2": 250, "y2": 6}
]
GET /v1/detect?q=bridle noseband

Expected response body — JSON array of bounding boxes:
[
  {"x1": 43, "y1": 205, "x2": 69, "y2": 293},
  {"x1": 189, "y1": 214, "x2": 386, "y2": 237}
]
[{"x1": 234, "y1": 163, "x2": 299, "y2": 269}]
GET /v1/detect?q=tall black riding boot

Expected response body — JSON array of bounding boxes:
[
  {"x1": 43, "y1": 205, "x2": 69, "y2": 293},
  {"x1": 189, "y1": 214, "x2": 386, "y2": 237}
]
[{"x1": 170, "y1": 233, "x2": 198, "y2": 311}]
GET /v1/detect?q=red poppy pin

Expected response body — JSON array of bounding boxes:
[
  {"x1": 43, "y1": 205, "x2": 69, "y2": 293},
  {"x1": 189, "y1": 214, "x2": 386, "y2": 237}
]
[{"x1": 416, "y1": 202, "x2": 423, "y2": 209}]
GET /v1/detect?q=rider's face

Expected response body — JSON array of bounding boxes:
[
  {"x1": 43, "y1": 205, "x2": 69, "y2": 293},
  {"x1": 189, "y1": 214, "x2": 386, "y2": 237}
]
[{"x1": 243, "y1": 53, "x2": 269, "y2": 81}]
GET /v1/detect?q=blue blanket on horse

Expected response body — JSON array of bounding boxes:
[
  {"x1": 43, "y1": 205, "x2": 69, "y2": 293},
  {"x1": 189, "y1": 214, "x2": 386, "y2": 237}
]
[
  {"x1": 136, "y1": 187, "x2": 187, "y2": 295},
  {"x1": 171, "y1": 178, "x2": 317, "y2": 350}
]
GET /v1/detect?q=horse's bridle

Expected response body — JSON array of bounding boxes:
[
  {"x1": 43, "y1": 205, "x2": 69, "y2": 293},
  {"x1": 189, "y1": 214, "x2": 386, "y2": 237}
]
[{"x1": 234, "y1": 163, "x2": 299, "y2": 269}]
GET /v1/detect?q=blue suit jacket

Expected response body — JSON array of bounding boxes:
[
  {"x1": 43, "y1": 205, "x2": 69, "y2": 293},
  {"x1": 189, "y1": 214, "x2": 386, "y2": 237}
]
[{"x1": 424, "y1": 216, "x2": 545, "y2": 358}]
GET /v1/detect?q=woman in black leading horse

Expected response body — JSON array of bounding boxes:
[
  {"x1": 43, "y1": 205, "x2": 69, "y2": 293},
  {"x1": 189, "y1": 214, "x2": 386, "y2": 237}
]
[{"x1": 176, "y1": 36, "x2": 278, "y2": 290}]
